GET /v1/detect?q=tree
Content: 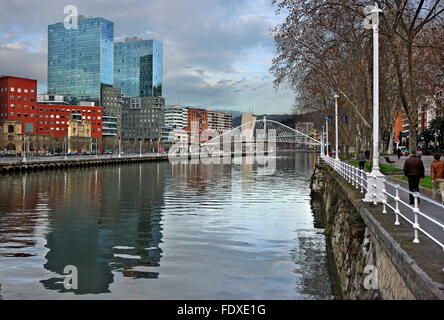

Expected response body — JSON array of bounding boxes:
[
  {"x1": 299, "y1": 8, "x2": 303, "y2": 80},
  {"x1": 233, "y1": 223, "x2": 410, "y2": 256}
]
[{"x1": 271, "y1": 0, "x2": 444, "y2": 153}]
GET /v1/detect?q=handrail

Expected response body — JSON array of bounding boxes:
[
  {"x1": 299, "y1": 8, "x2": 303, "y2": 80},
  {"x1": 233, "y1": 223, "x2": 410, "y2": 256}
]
[{"x1": 319, "y1": 151, "x2": 444, "y2": 269}]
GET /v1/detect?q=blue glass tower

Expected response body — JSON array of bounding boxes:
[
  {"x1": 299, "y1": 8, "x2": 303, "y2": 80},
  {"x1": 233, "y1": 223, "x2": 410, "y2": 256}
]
[
  {"x1": 48, "y1": 17, "x2": 114, "y2": 104},
  {"x1": 114, "y1": 38, "x2": 162, "y2": 97}
]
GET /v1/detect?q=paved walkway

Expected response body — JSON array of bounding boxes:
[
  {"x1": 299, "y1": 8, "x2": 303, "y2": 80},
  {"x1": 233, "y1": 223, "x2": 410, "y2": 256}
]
[
  {"x1": 382, "y1": 180, "x2": 444, "y2": 248},
  {"x1": 380, "y1": 155, "x2": 435, "y2": 176}
]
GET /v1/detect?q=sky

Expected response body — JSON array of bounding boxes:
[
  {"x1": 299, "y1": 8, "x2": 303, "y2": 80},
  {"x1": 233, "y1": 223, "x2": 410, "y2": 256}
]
[{"x1": 0, "y1": 0, "x2": 295, "y2": 114}]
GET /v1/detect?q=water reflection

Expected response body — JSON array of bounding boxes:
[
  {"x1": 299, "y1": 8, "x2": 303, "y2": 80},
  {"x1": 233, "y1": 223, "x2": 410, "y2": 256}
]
[{"x1": 0, "y1": 153, "x2": 333, "y2": 299}]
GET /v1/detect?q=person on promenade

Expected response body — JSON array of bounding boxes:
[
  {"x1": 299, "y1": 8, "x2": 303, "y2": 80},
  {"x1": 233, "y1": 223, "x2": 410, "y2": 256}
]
[
  {"x1": 417, "y1": 148, "x2": 422, "y2": 159},
  {"x1": 403, "y1": 149, "x2": 425, "y2": 205},
  {"x1": 364, "y1": 149, "x2": 370, "y2": 160},
  {"x1": 358, "y1": 151, "x2": 366, "y2": 171},
  {"x1": 431, "y1": 153, "x2": 444, "y2": 204},
  {"x1": 396, "y1": 148, "x2": 401, "y2": 160}
]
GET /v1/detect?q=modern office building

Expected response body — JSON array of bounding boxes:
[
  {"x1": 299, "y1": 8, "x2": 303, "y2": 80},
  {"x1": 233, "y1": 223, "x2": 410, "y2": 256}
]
[
  {"x1": 47, "y1": 16, "x2": 114, "y2": 105},
  {"x1": 121, "y1": 96, "x2": 165, "y2": 141},
  {"x1": 101, "y1": 85, "x2": 123, "y2": 137},
  {"x1": 0, "y1": 76, "x2": 37, "y2": 134},
  {"x1": 102, "y1": 116, "x2": 118, "y2": 137},
  {"x1": 114, "y1": 37, "x2": 162, "y2": 98},
  {"x1": 165, "y1": 105, "x2": 188, "y2": 129}
]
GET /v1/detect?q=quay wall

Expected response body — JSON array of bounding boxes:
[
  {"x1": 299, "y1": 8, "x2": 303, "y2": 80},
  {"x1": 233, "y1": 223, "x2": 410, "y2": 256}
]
[{"x1": 0, "y1": 155, "x2": 169, "y2": 174}]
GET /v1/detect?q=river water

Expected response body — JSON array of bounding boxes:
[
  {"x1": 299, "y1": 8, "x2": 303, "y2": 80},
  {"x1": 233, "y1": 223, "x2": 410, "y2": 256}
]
[{"x1": 0, "y1": 152, "x2": 334, "y2": 299}]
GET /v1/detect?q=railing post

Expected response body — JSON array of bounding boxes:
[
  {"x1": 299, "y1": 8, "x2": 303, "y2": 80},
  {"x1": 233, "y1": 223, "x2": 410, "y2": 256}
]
[
  {"x1": 372, "y1": 173, "x2": 377, "y2": 205},
  {"x1": 394, "y1": 184, "x2": 400, "y2": 226},
  {"x1": 382, "y1": 178, "x2": 387, "y2": 213},
  {"x1": 413, "y1": 192, "x2": 420, "y2": 243},
  {"x1": 355, "y1": 167, "x2": 359, "y2": 189}
]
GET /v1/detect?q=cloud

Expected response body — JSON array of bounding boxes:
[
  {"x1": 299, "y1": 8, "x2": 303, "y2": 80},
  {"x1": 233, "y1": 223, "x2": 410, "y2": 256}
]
[{"x1": 0, "y1": 0, "x2": 294, "y2": 114}]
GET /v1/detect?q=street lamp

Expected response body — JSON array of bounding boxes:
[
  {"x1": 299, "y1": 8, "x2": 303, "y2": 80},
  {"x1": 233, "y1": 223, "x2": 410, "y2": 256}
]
[
  {"x1": 22, "y1": 134, "x2": 27, "y2": 163},
  {"x1": 334, "y1": 93, "x2": 340, "y2": 162},
  {"x1": 118, "y1": 136, "x2": 121, "y2": 158},
  {"x1": 325, "y1": 116, "x2": 329, "y2": 156},
  {"x1": 363, "y1": 3, "x2": 385, "y2": 203},
  {"x1": 322, "y1": 125, "x2": 325, "y2": 157}
]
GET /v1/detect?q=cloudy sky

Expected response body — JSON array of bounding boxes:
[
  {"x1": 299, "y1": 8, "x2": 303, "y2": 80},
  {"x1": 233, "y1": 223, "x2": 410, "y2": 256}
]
[{"x1": 0, "y1": 0, "x2": 294, "y2": 114}]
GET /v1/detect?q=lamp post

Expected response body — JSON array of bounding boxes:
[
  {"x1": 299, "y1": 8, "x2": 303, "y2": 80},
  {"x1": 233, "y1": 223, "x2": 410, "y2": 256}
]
[
  {"x1": 321, "y1": 125, "x2": 325, "y2": 157},
  {"x1": 64, "y1": 136, "x2": 67, "y2": 160},
  {"x1": 364, "y1": 3, "x2": 385, "y2": 203},
  {"x1": 118, "y1": 137, "x2": 121, "y2": 158},
  {"x1": 334, "y1": 94, "x2": 340, "y2": 162},
  {"x1": 22, "y1": 134, "x2": 27, "y2": 163},
  {"x1": 325, "y1": 117, "x2": 329, "y2": 157}
]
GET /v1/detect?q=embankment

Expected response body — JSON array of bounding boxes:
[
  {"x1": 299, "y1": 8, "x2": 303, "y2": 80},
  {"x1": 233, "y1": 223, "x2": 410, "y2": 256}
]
[{"x1": 311, "y1": 164, "x2": 444, "y2": 300}]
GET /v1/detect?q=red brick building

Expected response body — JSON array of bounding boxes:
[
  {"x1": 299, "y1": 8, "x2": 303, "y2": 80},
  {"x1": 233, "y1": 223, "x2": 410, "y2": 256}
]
[
  {"x1": 186, "y1": 108, "x2": 208, "y2": 132},
  {"x1": 0, "y1": 76, "x2": 37, "y2": 134},
  {"x1": 36, "y1": 104, "x2": 103, "y2": 139}
]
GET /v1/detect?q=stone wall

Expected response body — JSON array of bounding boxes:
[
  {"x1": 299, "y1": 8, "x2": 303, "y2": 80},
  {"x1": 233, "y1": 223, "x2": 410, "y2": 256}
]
[{"x1": 311, "y1": 164, "x2": 443, "y2": 300}]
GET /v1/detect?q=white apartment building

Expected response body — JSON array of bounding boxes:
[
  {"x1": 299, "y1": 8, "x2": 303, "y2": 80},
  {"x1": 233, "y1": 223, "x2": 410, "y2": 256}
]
[
  {"x1": 207, "y1": 110, "x2": 232, "y2": 134},
  {"x1": 165, "y1": 105, "x2": 188, "y2": 129}
]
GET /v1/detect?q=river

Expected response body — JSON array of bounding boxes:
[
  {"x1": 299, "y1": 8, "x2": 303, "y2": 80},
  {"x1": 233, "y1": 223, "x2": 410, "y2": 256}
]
[{"x1": 0, "y1": 152, "x2": 334, "y2": 299}]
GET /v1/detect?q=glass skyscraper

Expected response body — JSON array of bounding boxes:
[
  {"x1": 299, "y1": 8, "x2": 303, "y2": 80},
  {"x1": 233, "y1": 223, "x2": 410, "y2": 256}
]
[
  {"x1": 48, "y1": 16, "x2": 114, "y2": 105},
  {"x1": 114, "y1": 38, "x2": 162, "y2": 98}
]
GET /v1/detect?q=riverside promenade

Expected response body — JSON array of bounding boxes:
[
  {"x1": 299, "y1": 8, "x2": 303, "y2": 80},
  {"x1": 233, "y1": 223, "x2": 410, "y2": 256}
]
[
  {"x1": 0, "y1": 153, "x2": 169, "y2": 174},
  {"x1": 380, "y1": 155, "x2": 435, "y2": 176}
]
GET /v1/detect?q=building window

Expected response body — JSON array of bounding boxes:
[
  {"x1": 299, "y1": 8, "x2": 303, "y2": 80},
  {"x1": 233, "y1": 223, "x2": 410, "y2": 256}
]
[{"x1": 25, "y1": 123, "x2": 33, "y2": 133}]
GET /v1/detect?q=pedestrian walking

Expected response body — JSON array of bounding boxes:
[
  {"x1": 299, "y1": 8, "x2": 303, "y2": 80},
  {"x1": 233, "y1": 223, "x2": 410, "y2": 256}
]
[
  {"x1": 431, "y1": 153, "x2": 444, "y2": 205},
  {"x1": 417, "y1": 148, "x2": 422, "y2": 159},
  {"x1": 403, "y1": 150, "x2": 425, "y2": 205},
  {"x1": 396, "y1": 148, "x2": 401, "y2": 160},
  {"x1": 364, "y1": 149, "x2": 370, "y2": 160},
  {"x1": 358, "y1": 151, "x2": 366, "y2": 171}
]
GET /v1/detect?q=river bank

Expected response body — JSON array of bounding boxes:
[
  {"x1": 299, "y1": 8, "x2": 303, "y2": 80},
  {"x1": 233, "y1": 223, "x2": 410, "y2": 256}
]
[{"x1": 310, "y1": 164, "x2": 444, "y2": 300}]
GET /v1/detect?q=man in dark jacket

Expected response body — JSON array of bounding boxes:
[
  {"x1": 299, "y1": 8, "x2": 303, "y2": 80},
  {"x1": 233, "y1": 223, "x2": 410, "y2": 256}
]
[
  {"x1": 358, "y1": 151, "x2": 366, "y2": 170},
  {"x1": 403, "y1": 149, "x2": 425, "y2": 204}
]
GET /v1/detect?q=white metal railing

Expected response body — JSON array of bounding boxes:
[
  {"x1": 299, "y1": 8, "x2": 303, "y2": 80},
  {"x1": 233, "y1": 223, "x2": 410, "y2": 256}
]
[{"x1": 320, "y1": 150, "x2": 444, "y2": 270}]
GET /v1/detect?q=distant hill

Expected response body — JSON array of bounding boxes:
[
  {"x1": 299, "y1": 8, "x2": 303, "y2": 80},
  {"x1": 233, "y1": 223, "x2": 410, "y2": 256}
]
[
  {"x1": 232, "y1": 113, "x2": 295, "y2": 128},
  {"x1": 212, "y1": 109, "x2": 243, "y2": 118}
]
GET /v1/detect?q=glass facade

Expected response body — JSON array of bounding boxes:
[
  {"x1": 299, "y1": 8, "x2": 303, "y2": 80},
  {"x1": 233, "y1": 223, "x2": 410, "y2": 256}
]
[
  {"x1": 48, "y1": 17, "x2": 114, "y2": 105},
  {"x1": 114, "y1": 39, "x2": 162, "y2": 98}
]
